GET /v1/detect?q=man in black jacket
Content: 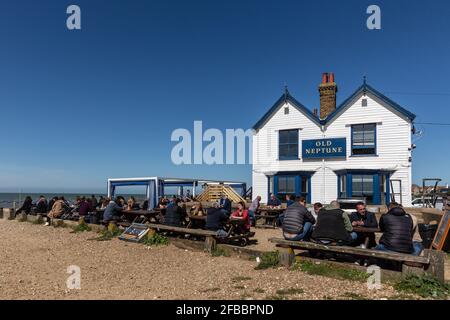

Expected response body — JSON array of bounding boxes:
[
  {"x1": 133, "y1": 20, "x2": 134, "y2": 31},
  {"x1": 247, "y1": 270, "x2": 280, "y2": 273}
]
[
  {"x1": 350, "y1": 202, "x2": 378, "y2": 248},
  {"x1": 163, "y1": 199, "x2": 186, "y2": 227},
  {"x1": 375, "y1": 204, "x2": 422, "y2": 255},
  {"x1": 282, "y1": 196, "x2": 316, "y2": 241},
  {"x1": 311, "y1": 201, "x2": 354, "y2": 245},
  {"x1": 205, "y1": 203, "x2": 229, "y2": 238}
]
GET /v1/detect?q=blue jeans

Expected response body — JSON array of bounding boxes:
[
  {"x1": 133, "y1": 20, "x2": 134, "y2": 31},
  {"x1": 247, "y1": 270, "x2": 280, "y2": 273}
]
[
  {"x1": 284, "y1": 222, "x2": 313, "y2": 241},
  {"x1": 350, "y1": 232, "x2": 358, "y2": 241},
  {"x1": 375, "y1": 242, "x2": 423, "y2": 256},
  {"x1": 248, "y1": 210, "x2": 255, "y2": 225}
]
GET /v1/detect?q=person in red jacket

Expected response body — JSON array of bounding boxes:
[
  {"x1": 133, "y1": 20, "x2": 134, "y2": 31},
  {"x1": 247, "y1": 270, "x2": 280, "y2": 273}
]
[{"x1": 231, "y1": 201, "x2": 251, "y2": 233}]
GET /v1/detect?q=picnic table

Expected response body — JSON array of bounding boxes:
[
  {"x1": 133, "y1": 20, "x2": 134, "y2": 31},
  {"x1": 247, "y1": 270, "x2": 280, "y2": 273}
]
[
  {"x1": 255, "y1": 207, "x2": 285, "y2": 228},
  {"x1": 186, "y1": 214, "x2": 206, "y2": 229},
  {"x1": 121, "y1": 209, "x2": 160, "y2": 224},
  {"x1": 352, "y1": 226, "x2": 382, "y2": 247}
]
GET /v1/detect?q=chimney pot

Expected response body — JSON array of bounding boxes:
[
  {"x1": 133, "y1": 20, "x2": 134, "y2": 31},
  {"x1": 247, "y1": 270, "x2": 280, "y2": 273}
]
[
  {"x1": 322, "y1": 73, "x2": 328, "y2": 84},
  {"x1": 329, "y1": 72, "x2": 335, "y2": 83}
]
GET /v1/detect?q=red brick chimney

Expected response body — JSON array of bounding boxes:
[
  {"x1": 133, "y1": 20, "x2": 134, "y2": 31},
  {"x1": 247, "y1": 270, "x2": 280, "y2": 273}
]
[{"x1": 319, "y1": 72, "x2": 338, "y2": 119}]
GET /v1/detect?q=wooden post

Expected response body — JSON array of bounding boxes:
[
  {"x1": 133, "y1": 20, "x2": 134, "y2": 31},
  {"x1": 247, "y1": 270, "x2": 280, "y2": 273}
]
[
  {"x1": 423, "y1": 249, "x2": 445, "y2": 283},
  {"x1": 204, "y1": 236, "x2": 216, "y2": 253},
  {"x1": 5, "y1": 208, "x2": 16, "y2": 220},
  {"x1": 278, "y1": 246, "x2": 295, "y2": 267}
]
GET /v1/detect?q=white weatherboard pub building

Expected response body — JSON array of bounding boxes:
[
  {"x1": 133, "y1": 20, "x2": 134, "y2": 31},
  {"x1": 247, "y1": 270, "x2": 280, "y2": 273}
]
[{"x1": 252, "y1": 73, "x2": 416, "y2": 207}]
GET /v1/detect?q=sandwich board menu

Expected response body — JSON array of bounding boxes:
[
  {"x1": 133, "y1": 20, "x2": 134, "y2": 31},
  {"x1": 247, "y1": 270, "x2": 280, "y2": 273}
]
[
  {"x1": 119, "y1": 223, "x2": 150, "y2": 243},
  {"x1": 432, "y1": 210, "x2": 450, "y2": 251}
]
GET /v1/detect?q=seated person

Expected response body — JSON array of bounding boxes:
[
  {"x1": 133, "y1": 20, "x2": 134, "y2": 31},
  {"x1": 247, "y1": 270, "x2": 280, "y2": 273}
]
[
  {"x1": 190, "y1": 202, "x2": 205, "y2": 216},
  {"x1": 349, "y1": 202, "x2": 378, "y2": 248},
  {"x1": 15, "y1": 196, "x2": 33, "y2": 216},
  {"x1": 218, "y1": 194, "x2": 232, "y2": 216},
  {"x1": 46, "y1": 197, "x2": 67, "y2": 221},
  {"x1": 282, "y1": 196, "x2": 316, "y2": 241},
  {"x1": 231, "y1": 201, "x2": 251, "y2": 233},
  {"x1": 267, "y1": 194, "x2": 282, "y2": 208},
  {"x1": 78, "y1": 197, "x2": 92, "y2": 216},
  {"x1": 286, "y1": 195, "x2": 295, "y2": 207},
  {"x1": 163, "y1": 199, "x2": 186, "y2": 227},
  {"x1": 35, "y1": 195, "x2": 48, "y2": 214},
  {"x1": 205, "y1": 202, "x2": 229, "y2": 238},
  {"x1": 310, "y1": 202, "x2": 323, "y2": 223},
  {"x1": 311, "y1": 200, "x2": 355, "y2": 245},
  {"x1": 47, "y1": 196, "x2": 58, "y2": 213},
  {"x1": 126, "y1": 197, "x2": 135, "y2": 211},
  {"x1": 142, "y1": 200, "x2": 149, "y2": 211},
  {"x1": 375, "y1": 203, "x2": 422, "y2": 256},
  {"x1": 102, "y1": 198, "x2": 124, "y2": 223}
]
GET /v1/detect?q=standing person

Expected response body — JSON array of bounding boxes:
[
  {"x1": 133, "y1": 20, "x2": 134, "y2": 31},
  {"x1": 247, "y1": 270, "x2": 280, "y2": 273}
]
[
  {"x1": 282, "y1": 196, "x2": 316, "y2": 241},
  {"x1": 267, "y1": 194, "x2": 282, "y2": 208},
  {"x1": 349, "y1": 202, "x2": 378, "y2": 248},
  {"x1": 311, "y1": 200, "x2": 355, "y2": 245},
  {"x1": 219, "y1": 194, "x2": 232, "y2": 216},
  {"x1": 375, "y1": 203, "x2": 422, "y2": 256},
  {"x1": 248, "y1": 196, "x2": 261, "y2": 226},
  {"x1": 90, "y1": 195, "x2": 98, "y2": 209},
  {"x1": 205, "y1": 202, "x2": 229, "y2": 238},
  {"x1": 231, "y1": 201, "x2": 251, "y2": 233},
  {"x1": 15, "y1": 196, "x2": 33, "y2": 216},
  {"x1": 35, "y1": 195, "x2": 48, "y2": 214}
]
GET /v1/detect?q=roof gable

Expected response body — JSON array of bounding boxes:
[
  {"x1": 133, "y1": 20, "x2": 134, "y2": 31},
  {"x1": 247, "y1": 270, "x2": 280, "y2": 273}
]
[
  {"x1": 324, "y1": 83, "x2": 416, "y2": 124},
  {"x1": 253, "y1": 82, "x2": 416, "y2": 131},
  {"x1": 252, "y1": 90, "x2": 321, "y2": 130}
]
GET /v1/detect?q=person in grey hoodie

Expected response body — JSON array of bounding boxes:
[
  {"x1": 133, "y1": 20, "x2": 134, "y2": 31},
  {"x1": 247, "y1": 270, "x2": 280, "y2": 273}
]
[{"x1": 282, "y1": 196, "x2": 316, "y2": 241}]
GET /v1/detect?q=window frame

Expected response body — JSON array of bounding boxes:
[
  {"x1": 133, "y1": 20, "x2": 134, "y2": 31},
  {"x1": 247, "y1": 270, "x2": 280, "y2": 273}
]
[
  {"x1": 351, "y1": 123, "x2": 377, "y2": 156},
  {"x1": 278, "y1": 129, "x2": 299, "y2": 160}
]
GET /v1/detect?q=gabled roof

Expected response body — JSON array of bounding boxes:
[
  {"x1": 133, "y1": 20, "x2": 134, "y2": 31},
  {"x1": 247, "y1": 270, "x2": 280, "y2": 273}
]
[
  {"x1": 324, "y1": 82, "x2": 416, "y2": 123},
  {"x1": 252, "y1": 89, "x2": 321, "y2": 130},
  {"x1": 253, "y1": 81, "x2": 416, "y2": 131}
]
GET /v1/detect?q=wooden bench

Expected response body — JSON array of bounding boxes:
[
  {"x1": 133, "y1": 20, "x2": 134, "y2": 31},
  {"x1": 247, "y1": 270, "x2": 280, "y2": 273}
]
[
  {"x1": 269, "y1": 237, "x2": 445, "y2": 282},
  {"x1": 147, "y1": 223, "x2": 218, "y2": 252}
]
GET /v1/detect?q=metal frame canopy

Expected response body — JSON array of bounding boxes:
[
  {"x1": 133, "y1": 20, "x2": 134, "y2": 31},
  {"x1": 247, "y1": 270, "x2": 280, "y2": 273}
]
[{"x1": 107, "y1": 177, "x2": 247, "y2": 210}]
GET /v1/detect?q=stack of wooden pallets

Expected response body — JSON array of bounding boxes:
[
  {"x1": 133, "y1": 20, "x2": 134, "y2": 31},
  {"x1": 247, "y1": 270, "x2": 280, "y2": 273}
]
[{"x1": 196, "y1": 185, "x2": 245, "y2": 203}]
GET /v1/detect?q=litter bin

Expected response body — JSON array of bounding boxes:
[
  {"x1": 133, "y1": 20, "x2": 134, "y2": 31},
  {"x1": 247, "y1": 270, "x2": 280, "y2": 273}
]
[{"x1": 418, "y1": 223, "x2": 438, "y2": 249}]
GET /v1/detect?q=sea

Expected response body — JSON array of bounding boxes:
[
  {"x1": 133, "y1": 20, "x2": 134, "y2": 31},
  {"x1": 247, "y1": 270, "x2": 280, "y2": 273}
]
[{"x1": 0, "y1": 192, "x2": 148, "y2": 208}]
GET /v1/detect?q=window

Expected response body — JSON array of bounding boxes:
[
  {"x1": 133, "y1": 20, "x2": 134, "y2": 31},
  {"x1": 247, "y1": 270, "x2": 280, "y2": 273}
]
[
  {"x1": 352, "y1": 174, "x2": 374, "y2": 204},
  {"x1": 352, "y1": 124, "x2": 376, "y2": 155},
  {"x1": 278, "y1": 176, "x2": 295, "y2": 194},
  {"x1": 284, "y1": 106, "x2": 289, "y2": 114},
  {"x1": 339, "y1": 175, "x2": 347, "y2": 198},
  {"x1": 362, "y1": 98, "x2": 368, "y2": 107},
  {"x1": 279, "y1": 129, "x2": 299, "y2": 160},
  {"x1": 300, "y1": 176, "x2": 309, "y2": 199}
]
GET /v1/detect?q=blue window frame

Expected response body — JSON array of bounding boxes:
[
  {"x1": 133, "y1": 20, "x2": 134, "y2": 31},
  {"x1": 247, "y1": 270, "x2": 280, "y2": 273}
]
[
  {"x1": 273, "y1": 173, "x2": 311, "y2": 204},
  {"x1": 279, "y1": 129, "x2": 299, "y2": 160},
  {"x1": 337, "y1": 171, "x2": 391, "y2": 205},
  {"x1": 351, "y1": 123, "x2": 376, "y2": 156}
]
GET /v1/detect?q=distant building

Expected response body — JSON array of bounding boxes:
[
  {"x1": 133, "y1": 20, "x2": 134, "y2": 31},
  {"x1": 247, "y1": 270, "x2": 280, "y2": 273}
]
[{"x1": 252, "y1": 73, "x2": 416, "y2": 206}]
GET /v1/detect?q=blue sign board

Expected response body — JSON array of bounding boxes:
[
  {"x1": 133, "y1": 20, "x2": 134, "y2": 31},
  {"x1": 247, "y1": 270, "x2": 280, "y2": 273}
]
[{"x1": 302, "y1": 138, "x2": 347, "y2": 159}]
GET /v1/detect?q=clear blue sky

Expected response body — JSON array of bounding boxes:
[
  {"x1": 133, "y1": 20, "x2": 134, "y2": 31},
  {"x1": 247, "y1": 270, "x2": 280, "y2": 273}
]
[{"x1": 0, "y1": 0, "x2": 449, "y2": 193}]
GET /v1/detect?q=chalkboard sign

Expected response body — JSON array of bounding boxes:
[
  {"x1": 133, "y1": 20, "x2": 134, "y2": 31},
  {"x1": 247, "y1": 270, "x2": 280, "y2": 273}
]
[
  {"x1": 119, "y1": 223, "x2": 150, "y2": 243},
  {"x1": 432, "y1": 210, "x2": 450, "y2": 251}
]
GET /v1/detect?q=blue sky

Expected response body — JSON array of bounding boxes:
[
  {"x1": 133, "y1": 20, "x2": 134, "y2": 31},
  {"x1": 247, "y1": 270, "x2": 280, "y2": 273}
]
[{"x1": 0, "y1": 0, "x2": 449, "y2": 193}]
